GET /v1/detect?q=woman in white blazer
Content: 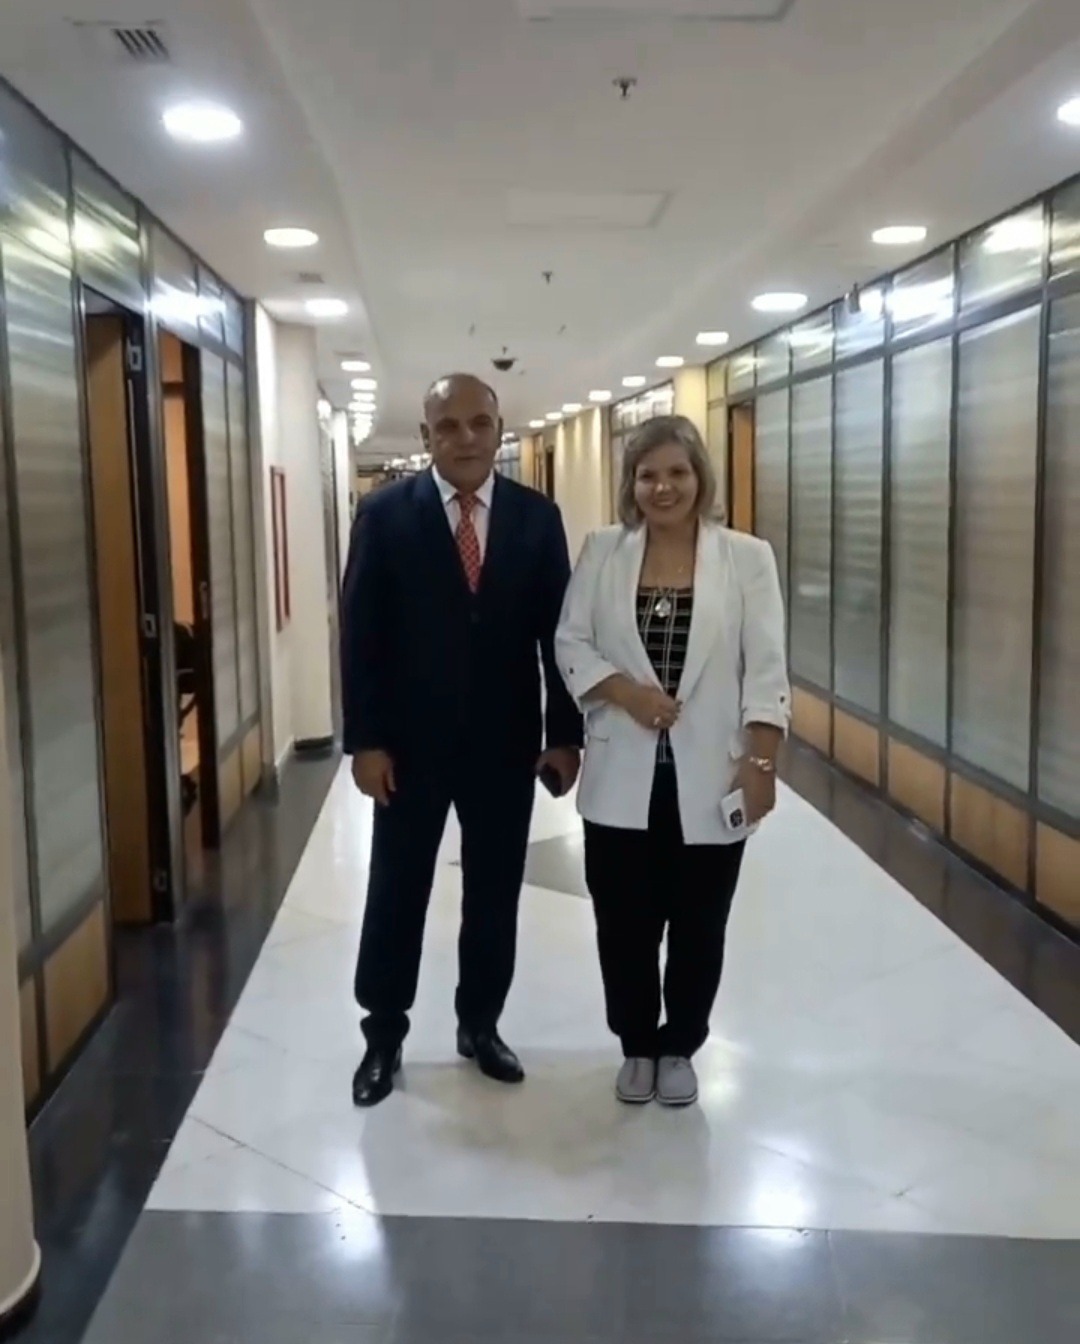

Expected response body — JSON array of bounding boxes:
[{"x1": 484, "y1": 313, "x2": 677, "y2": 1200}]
[{"x1": 556, "y1": 415, "x2": 790, "y2": 1107}]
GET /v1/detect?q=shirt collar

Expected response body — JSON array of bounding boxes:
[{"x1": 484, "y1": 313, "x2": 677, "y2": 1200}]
[{"x1": 432, "y1": 464, "x2": 495, "y2": 510}]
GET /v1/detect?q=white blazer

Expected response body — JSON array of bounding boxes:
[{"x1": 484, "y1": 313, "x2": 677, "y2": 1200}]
[{"x1": 556, "y1": 523, "x2": 791, "y2": 844}]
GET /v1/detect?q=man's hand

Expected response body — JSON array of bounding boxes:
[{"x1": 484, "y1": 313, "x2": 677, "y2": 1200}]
[
  {"x1": 537, "y1": 747, "x2": 580, "y2": 797},
  {"x1": 352, "y1": 750, "x2": 396, "y2": 807}
]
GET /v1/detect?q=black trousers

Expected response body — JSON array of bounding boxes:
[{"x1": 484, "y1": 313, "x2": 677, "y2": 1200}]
[
  {"x1": 355, "y1": 758, "x2": 536, "y2": 1051},
  {"x1": 583, "y1": 765, "x2": 745, "y2": 1059}
]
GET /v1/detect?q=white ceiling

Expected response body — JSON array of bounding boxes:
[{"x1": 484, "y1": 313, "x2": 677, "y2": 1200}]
[{"x1": 3, "y1": 0, "x2": 1080, "y2": 461}]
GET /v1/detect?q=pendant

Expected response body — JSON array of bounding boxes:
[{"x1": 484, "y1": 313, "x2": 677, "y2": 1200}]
[{"x1": 652, "y1": 595, "x2": 673, "y2": 620}]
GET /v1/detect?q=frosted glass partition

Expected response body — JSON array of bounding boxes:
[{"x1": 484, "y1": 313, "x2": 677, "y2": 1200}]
[
  {"x1": 753, "y1": 389, "x2": 789, "y2": 603},
  {"x1": 790, "y1": 310, "x2": 835, "y2": 373},
  {"x1": 2, "y1": 237, "x2": 104, "y2": 934},
  {"x1": 836, "y1": 287, "x2": 885, "y2": 358},
  {"x1": 755, "y1": 332, "x2": 789, "y2": 386},
  {"x1": 833, "y1": 360, "x2": 884, "y2": 714},
  {"x1": 888, "y1": 338, "x2": 952, "y2": 746},
  {"x1": 202, "y1": 350, "x2": 240, "y2": 745},
  {"x1": 891, "y1": 251, "x2": 955, "y2": 340},
  {"x1": 1050, "y1": 180, "x2": 1080, "y2": 281},
  {"x1": 1039, "y1": 295, "x2": 1080, "y2": 819},
  {"x1": 0, "y1": 392, "x2": 31, "y2": 952},
  {"x1": 960, "y1": 205, "x2": 1045, "y2": 310},
  {"x1": 952, "y1": 308, "x2": 1040, "y2": 790},
  {"x1": 227, "y1": 363, "x2": 259, "y2": 723},
  {"x1": 789, "y1": 378, "x2": 832, "y2": 689},
  {"x1": 72, "y1": 153, "x2": 143, "y2": 309}
]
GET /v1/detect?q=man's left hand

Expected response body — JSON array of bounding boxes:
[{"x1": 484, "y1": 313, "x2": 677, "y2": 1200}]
[{"x1": 537, "y1": 747, "x2": 581, "y2": 796}]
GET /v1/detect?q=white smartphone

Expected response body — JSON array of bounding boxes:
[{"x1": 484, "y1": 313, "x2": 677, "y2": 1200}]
[{"x1": 721, "y1": 788, "x2": 747, "y2": 831}]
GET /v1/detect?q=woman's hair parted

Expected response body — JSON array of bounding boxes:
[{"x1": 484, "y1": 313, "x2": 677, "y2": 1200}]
[{"x1": 617, "y1": 414, "x2": 719, "y2": 528}]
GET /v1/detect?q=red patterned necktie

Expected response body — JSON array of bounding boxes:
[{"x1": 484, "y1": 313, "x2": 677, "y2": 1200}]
[{"x1": 455, "y1": 493, "x2": 482, "y2": 593}]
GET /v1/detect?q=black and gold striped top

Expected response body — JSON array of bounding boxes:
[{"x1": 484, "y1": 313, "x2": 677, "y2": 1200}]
[{"x1": 636, "y1": 586, "x2": 693, "y2": 765}]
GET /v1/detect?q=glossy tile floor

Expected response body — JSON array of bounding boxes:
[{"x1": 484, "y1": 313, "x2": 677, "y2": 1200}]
[
  {"x1": 31, "y1": 747, "x2": 1080, "y2": 1342},
  {"x1": 142, "y1": 770, "x2": 1080, "y2": 1238},
  {"x1": 14, "y1": 752, "x2": 339, "y2": 1344}
]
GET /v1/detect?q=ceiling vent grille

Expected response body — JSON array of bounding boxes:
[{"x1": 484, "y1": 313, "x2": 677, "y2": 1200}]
[
  {"x1": 297, "y1": 272, "x2": 326, "y2": 285},
  {"x1": 70, "y1": 21, "x2": 172, "y2": 64}
]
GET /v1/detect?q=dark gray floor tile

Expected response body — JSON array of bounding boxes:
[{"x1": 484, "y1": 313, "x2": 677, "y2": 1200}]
[
  {"x1": 831, "y1": 1230, "x2": 1080, "y2": 1344},
  {"x1": 523, "y1": 833, "x2": 589, "y2": 899},
  {"x1": 398, "y1": 1220, "x2": 840, "y2": 1342},
  {"x1": 616, "y1": 1225, "x2": 840, "y2": 1342},
  {"x1": 81, "y1": 1211, "x2": 415, "y2": 1343}
]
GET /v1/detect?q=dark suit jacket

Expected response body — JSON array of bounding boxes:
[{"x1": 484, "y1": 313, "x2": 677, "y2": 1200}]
[{"x1": 341, "y1": 471, "x2": 582, "y2": 770}]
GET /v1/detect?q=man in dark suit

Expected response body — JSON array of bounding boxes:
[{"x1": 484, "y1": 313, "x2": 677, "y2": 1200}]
[{"x1": 341, "y1": 374, "x2": 582, "y2": 1107}]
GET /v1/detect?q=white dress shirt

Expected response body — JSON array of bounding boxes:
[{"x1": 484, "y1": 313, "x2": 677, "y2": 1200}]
[{"x1": 432, "y1": 466, "x2": 495, "y2": 560}]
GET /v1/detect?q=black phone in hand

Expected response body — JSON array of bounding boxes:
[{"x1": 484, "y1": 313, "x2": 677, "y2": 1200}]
[{"x1": 538, "y1": 764, "x2": 566, "y2": 798}]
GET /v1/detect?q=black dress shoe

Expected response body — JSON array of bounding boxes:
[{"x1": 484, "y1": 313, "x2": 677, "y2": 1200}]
[
  {"x1": 457, "y1": 1028, "x2": 525, "y2": 1084},
  {"x1": 352, "y1": 1045, "x2": 402, "y2": 1108}
]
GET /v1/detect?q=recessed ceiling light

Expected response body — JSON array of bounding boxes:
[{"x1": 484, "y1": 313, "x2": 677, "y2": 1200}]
[
  {"x1": 872, "y1": 225, "x2": 928, "y2": 247},
  {"x1": 562, "y1": 402, "x2": 583, "y2": 414},
  {"x1": 529, "y1": 419, "x2": 546, "y2": 429},
  {"x1": 305, "y1": 297, "x2": 348, "y2": 318},
  {"x1": 622, "y1": 375, "x2": 647, "y2": 388},
  {"x1": 163, "y1": 101, "x2": 243, "y2": 144},
  {"x1": 589, "y1": 390, "x2": 612, "y2": 403},
  {"x1": 1057, "y1": 97, "x2": 1080, "y2": 126},
  {"x1": 341, "y1": 359, "x2": 371, "y2": 372},
  {"x1": 264, "y1": 226, "x2": 319, "y2": 249},
  {"x1": 752, "y1": 291, "x2": 808, "y2": 314},
  {"x1": 656, "y1": 356, "x2": 684, "y2": 368},
  {"x1": 351, "y1": 377, "x2": 377, "y2": 391},
  {"x1": 546, "y1": 411, "x2": 562, "y2": 422},
  {"x1": 696, "y1": 331, "x2": 730, "y2": 347}
]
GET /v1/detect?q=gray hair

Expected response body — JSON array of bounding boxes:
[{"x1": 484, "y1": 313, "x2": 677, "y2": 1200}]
[{"x1": 617, "y1": 414, "x2": 718, "y2": 528}]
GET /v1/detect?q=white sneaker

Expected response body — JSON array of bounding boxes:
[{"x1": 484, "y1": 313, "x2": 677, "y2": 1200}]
[
  {"x1": 657, "y1": 1056, "x2": 698, "y2": 1107},
  {"x1": 615, "y1": 1057, "x2": 657, "y2": 1104}
]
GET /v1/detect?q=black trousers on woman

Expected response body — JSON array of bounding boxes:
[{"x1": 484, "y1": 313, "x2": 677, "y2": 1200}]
[{"x1": 583, "y1": 765, "x2": 745, "y2": 1059}]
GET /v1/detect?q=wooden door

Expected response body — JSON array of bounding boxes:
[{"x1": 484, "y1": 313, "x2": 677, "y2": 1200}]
[{"x1": 729, "y1": 404, "x2": 755, "y2": 533}]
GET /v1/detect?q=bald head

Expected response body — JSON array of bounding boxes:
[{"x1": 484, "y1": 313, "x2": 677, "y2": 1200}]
[
  {"x1": 421, "y1": 373, "x2": 502, "y2": 493},
  {"x1": 423, "y1": 373, "x2": 499, "y2": 418}
]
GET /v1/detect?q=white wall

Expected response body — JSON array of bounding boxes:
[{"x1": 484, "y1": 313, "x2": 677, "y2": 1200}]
[
  {"x1": 331, "y1": 412, "x2": 352, "y2": 581},
  {"x1": 251, "y1": 310, "x2": 334, "y2": 766}
]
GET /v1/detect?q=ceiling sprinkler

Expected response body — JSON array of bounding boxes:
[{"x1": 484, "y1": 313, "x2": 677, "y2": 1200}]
[{"x1": 614, "y1": 76, "x2": 637, "y2": 100}]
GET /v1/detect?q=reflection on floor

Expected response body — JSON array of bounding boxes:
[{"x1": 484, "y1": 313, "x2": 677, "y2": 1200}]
[
  {"x1": 145, "y1": 772, "x2": 1080, "y2": 1238},
  {"x1": 15, "y1": 752, "x2": 339, "y2": 1344},
  {"x1": 25, "y1": 745, "x2": 1080, "y2": 1344},
  {"x1": 69, "y1": 759, "x2": 1080, "y2": 1343}
]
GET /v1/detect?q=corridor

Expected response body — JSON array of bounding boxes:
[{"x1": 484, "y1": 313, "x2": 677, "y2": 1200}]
[{"x1": 80, "y1": 763, "x2": 1080, "y2": 1343}]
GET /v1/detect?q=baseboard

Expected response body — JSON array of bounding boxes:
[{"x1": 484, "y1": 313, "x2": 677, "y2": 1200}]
[
  {"x1": 259, "y1": 740, "x2": 293, "y2": 799},
  {"x1": 295, "y1": 736, "x2": 336, "y2": 758}
]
